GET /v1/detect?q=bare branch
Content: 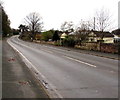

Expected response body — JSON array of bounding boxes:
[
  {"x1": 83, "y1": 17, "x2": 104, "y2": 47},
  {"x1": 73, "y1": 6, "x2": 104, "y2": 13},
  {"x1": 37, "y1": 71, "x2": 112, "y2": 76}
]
[
  {"x1": 60, "y1": 21, "x2": 74, "y2": 33},
  {"x1": 95, "y1": 8, "x2": 111, "y2": 31},
  {"x1": 24, "y1": 12, "x2": 43, "y2": 33}
]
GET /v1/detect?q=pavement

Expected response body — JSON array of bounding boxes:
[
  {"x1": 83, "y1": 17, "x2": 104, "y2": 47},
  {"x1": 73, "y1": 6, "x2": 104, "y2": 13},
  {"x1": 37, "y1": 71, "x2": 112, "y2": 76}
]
[{"x1": 2, "y1": 39, "x2": 50, "y2": 99}]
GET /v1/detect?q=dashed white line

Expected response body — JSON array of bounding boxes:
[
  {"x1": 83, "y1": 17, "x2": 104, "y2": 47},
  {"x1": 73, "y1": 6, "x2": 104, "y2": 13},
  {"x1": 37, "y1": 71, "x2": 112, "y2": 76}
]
[
  {"x1": 63, "y1": 55, "x2": 97, "y2": 68},
  {"x1": 41, "y1": 49, "x2": 53, "y2": 54}
]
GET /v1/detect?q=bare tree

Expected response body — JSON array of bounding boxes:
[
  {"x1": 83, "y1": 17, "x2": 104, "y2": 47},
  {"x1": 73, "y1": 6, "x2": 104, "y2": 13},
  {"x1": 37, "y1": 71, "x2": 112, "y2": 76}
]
[
  {"x1": 18, "y1": 24, "x2": 28, "y2": 33},
  {"x1": 76, "y1": 20, "x2": 92, "y2": 31},
  {"x1": 95, "y1": 8, "x2": 111, "y2": 32},
  {"x1": 60, "y1": 21, "x2": 74, "y2": 33},
  {"x1": 24, "y1": 12, "x2": 43, "y2": 39},
  {"x1": 0, "y1": 1, "x2": 3, "y2": 7},
  {"x1": 75, "y1": 20, "x2": 91, "y2": 44}
]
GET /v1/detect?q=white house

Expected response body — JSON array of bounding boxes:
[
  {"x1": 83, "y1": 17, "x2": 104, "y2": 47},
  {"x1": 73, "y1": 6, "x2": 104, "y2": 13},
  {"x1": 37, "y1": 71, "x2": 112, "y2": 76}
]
[{"x1": 88, "y1": 31, "x2": 114, "y2": 43}]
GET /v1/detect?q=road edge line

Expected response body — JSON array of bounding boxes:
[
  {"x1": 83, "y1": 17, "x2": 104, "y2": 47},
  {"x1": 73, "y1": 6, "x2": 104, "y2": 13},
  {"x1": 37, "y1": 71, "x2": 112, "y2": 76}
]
[{"x1": 7, "y1": 38, "x2": 63, "y2": 99}]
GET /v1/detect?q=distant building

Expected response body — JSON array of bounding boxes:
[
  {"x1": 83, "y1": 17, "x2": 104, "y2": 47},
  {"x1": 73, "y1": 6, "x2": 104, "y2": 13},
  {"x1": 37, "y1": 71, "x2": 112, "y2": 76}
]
[
  {"x1": 60, "y1": 33, "x2": 67, "y2": 39},
  {"x1": 112, "y1": 28, "x2": 120, "y2": 43},
  {"x1": 35, "y1": 33, "x2": 42, "y2": 40},
  {"x1": 88, "y1": 31, "x2": 114, "y2": 43}
]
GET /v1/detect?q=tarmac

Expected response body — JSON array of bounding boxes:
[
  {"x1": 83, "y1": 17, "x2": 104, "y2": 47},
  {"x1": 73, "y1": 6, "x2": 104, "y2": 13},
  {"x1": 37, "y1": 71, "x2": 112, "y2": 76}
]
[
  {"x1": 2, "y1": 40, "x2": 50, "y2": 99},
  {"x1": 34, "y1": 41, "x2": 119, "y2": 60},
  {"x1": 1, "y1": 38, "x2": 119, "y2": 100}
]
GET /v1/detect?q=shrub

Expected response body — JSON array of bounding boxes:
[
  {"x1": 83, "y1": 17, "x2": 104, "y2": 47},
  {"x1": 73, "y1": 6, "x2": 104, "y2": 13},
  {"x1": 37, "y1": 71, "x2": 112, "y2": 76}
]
[
  {"x1": 62, "y1": 37, "x2": 75, "y2": 47},
  {"x1": 19, "y1": 33, "x2": 31, "y2": 41},
  {"x1": 54, "y1": 41, "x2": 61, "y2": 46},
  {"x1": 41, "y1": 31, "x2": 54, "y2": 41}
]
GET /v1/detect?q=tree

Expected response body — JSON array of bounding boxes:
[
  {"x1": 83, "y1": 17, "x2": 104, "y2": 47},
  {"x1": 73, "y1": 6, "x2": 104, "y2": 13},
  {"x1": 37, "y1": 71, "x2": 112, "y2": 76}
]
[
  {"x1": 52, "y1": 31, "x2": 60, "y2": 41},
  {"x1": 76, "y1": 20, "x2": 92, "y2": 31},
  {"x1": 75, "y1": 20, "x2": 90, "y2": 44},
  {"x1": 12, "y1": 29, "x2": 19, "y2": 35},
  {"x1": 95, "y1": 8, "x2": 111, "y2": 32},
  {"x1": 18, "y1": 24, "x2": 28, "y2": 33},
  {"x1": 0, "y1": 1, "x2": 11, "y2": 37},
  {"x1": 24, "y1": 12, "x2": 43, "y2": 40},
  {"x1": 60, "y1": 21, "x2": 74, "y2": 33},
  {"x1": 41, "y1": 30, "x2": 54, "y2": 41}
]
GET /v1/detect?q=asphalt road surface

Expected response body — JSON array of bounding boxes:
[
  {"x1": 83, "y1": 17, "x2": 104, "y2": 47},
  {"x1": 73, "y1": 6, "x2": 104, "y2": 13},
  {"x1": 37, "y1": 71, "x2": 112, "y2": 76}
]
[
  {"x1": 2, "y1": 39, "x2": 49, "y2": 99},
  {"x1": 7, "y1": 36, "x2": 118, "y2": 98}
]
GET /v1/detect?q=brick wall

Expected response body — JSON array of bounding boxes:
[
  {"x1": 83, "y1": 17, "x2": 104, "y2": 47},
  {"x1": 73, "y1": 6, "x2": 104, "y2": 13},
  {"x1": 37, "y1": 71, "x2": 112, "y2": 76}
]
[
  {"x1": 75, "y1": 43, "x2": 119, "y2": 54},
  {"x1": 100, "y1": 43, "x2": 118, "y2": 53},
  {"x1": 75, "y1": 42, "x2": 100, "y2": 51}
]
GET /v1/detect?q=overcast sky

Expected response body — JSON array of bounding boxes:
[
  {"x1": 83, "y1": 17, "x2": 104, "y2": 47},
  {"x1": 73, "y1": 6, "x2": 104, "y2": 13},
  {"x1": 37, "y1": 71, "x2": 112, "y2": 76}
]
[{"x1": 2, "y1": 0, "x2": 120, "y2": 31}]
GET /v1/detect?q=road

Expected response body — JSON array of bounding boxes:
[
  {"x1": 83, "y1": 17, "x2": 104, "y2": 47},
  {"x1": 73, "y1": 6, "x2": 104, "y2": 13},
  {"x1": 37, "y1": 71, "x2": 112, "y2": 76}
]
[
  {"x1": 7, "y1": 35, "x2": 118, "y2": 98},
  {"x1": 2, "y1": 39, "x2": 50, "y2": 98}
]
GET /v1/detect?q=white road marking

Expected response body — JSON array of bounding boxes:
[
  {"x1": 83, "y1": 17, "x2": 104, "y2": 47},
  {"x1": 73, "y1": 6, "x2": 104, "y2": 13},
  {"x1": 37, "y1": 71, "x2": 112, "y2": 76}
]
[
  {"x1": 14, "y1": 37, "x2": 54, "y2": 54},
  {"x1": 11, "y1": 37, "x2": 96, "y2": 68},
  {"x1": 63, "y1": 55, "x2": 97, "y2": 68},
  {"x1": 41, "y1": 49, "x2": 53, "y2": 54}
]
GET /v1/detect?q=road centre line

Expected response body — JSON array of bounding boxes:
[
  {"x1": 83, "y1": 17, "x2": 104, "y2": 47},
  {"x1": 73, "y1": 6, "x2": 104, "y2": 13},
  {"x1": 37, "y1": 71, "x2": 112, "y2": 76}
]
[
  {"x1": 14, "y1": 37, "x2": 97, "y2": 68},
  {"x1": 63, "y1": 55, "x2": 97, "y2": 68},
  {"x1": 41, "y1": 49, "x2": 53, "y2": 54},
  {"x1": 15, "y1": 37, "x2": 54, "y2": 54}
]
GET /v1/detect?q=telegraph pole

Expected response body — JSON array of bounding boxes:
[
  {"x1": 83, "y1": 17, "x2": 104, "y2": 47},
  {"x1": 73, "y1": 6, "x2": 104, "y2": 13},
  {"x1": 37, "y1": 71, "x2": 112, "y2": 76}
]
[
  {"x1": 93, "y1": 17, "x2": 96, "y2": 30},
  {"x1": 118, "y1": 1, "x2": 120, "y2": 28}
]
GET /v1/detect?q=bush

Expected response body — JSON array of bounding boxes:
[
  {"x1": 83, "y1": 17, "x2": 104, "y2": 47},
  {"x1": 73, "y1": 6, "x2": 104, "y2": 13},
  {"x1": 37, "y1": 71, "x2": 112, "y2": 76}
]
[
  {"x1": 54, "y1": 41, "x2": 61, "y2": 46},
  {"x1": 41, "y1": 31, "x2": 54, "y2": 41},
  {"x1": 62, "y1": 37, "x2": 75, "y2": 47},
  {"x1": 19, "y1": 33, "x2": 31, "y2": 41}
]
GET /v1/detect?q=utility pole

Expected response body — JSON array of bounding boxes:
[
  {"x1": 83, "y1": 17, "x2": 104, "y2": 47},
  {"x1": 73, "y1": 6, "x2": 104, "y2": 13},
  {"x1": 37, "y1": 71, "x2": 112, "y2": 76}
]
[
  {"x1": 118, "y1": 1, "x2": 120, "y2": 28},
  {"x1": 93, "y1": 17, "x2": 96, "y2": 30}
]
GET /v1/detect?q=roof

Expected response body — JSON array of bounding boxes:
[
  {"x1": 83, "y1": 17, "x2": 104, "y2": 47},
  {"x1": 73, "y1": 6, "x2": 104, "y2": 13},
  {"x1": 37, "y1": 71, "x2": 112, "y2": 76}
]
[
  {"x1": 112, "y1": 29, "x2": 120, "y2": 36},
  {"x1": 60, "y1": 33, "x2": 67, "y2": 39},
  {"x1": 90, "y1": 31, "x2": 114, "y2": 37},
  {"x1": 69, "y1": 32, "x2": 75, "y2": 35}
]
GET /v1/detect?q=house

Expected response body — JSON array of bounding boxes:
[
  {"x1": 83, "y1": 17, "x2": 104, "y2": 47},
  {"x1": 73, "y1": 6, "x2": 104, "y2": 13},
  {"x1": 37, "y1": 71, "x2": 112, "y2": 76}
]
[
  {"x1": 35, "y1": 33, "x2": 41, "y2": 40},
  {"x1": 88, "y1": 31, "x2": 114, "y2": 43},
  {"x1": 112, "y1": 29, "x2": 120, "y2": 43},
  {"x1": 60, "y1": 33, "x2": 67, "y2": 39}
]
